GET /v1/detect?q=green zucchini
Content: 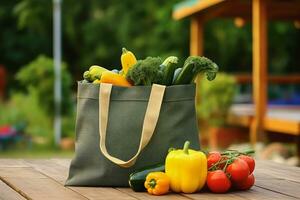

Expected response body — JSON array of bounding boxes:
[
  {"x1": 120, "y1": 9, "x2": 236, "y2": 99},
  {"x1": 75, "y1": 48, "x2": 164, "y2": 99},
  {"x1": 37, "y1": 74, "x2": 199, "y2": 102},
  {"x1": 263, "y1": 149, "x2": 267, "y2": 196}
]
[
  {"x1": 172, "y1": 67, "x2": 182, "y2": 84},
  {"x1": 160, "y1": 56, "x2": 178, "y2": 86},
  {"x1": 173, "y1": 56, "x2": 218, "y2": 85},
  {"x1": 129, "y1": 163, "x2": 165, "y2": 192}
]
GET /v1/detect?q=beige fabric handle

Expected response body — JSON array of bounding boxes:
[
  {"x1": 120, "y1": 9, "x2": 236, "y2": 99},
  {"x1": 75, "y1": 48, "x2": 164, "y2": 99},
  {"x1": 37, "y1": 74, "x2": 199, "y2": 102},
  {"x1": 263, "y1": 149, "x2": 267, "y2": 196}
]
[{"x1": 98, "y1": 83, "x2": 166, "y2": 168}]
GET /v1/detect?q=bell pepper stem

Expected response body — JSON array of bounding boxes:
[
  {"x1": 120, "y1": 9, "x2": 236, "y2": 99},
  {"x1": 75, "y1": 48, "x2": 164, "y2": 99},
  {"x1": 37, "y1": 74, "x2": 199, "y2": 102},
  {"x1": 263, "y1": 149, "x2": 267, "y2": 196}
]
[
  {"x1": 148, "y1": 179, "x2": 157, "y2": 189},
  {"x1": 183, "y1": 141, "x2": 190, "y2": 154},
  {"x1": 122, "y1": 47, "x2": 128, "y2": 54}
]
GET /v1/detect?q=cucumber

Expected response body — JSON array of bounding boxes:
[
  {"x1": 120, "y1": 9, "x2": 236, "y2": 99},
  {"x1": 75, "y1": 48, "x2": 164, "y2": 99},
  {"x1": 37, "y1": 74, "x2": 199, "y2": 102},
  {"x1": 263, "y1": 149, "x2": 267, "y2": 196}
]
[
  {"x1": 161, "y1": 56, "x2": 178, "y2": 86},
  {"x1": 172, "y1": 67, "x2": 182, "y2": 84},
  {"x1": 173, "y1": 56, "x2": 218, "y2": 85},
  {"x1": 129, "y1": 163, "x2": 165, "y2": 192}
]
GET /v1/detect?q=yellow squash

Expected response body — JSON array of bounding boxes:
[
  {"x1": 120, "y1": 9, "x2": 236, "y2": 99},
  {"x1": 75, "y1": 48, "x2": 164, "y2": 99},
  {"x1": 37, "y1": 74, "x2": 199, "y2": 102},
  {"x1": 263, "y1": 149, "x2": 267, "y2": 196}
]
[
  {"x1": 121, "y1": 47, "x2": 137, "y2": 75},
  {"x1": 88, "y1": 65, "x2": 108, "y2": 81},
  {"x1": 165, "y1": 141, "x2": 207, "y2": 193},
  {"x1": 100, "y1": 71, "x2": 132, "y2": 87}
]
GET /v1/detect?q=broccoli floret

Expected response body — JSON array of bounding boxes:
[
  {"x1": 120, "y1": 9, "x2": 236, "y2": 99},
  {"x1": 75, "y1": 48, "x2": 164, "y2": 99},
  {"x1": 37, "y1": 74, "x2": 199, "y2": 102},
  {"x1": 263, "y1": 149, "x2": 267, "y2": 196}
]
[
  {"x1": 126, "y1": 57, "x2": 163, "y2": 86},
  {"x1": 185, "y1": 56, "x2": 218, "y2": 81}
]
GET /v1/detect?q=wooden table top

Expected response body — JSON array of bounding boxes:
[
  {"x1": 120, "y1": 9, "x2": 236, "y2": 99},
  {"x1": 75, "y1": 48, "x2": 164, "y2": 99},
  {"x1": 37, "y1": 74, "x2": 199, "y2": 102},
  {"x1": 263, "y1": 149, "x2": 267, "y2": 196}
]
[{"x1": 0, "y1": 159, "x2": 299, "y2": 200}]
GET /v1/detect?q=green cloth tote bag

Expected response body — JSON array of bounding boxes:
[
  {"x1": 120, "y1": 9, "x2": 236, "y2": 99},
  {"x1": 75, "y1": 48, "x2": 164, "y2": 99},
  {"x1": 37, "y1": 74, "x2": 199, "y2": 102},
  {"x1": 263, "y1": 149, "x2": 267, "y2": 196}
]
[{"x1": 66, "y1": 82, "x2": 200, "y2": 186}]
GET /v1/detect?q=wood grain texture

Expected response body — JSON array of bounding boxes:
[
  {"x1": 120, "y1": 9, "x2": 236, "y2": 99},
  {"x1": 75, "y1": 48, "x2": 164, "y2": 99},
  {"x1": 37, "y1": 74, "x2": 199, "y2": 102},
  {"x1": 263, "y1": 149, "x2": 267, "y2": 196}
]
[
  {"x1": 255, "y1": 160, "x2": 300, "y2": 183},
  {"x1": 117, "y1": 188, "x2": 189, "y2": 200},
  {"x1": 0, "y1": 167, "x2": 86, "y2": 200},
  {"x1": 50, "y1": 158, "x2": 72, "y2": 167},
  {"x1": 0, "y1": 159, "x2": 27, "y2": 168},
  {"x1": 22, "y1": 159, "x2": 138, "y2": 200},
  {"x1": 0, "y1": 180, "x2": 26, "y2": 200},
  {"x1": 0, "y1": 159, "x2": 299, "y2": 200},
  {"x1": 71, "y1": 187, "x2": 137, "y2": 200},
  {"x1": 24, "y1": 159, "x2": 69, "y2": 184},
  {"x1": 255, "y1": 178, "x2": 300, "y2": 199},
  {"x1": 251, "y1": 0, "x2": 268, "y2": 145}
]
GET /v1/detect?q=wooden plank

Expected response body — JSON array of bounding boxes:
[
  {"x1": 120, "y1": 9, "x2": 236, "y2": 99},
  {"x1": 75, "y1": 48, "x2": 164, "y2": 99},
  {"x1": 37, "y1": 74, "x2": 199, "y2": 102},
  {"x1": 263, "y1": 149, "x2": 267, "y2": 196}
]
[
  {"x1": 174, "y1": 0, "x2": 300, "y2": 21},
  {"x1": 227, "y1": 112, "x2": 252, "y2": 127},
  {"x1": 0, "y1": 167, "x2": 45, "y2": 179},
  {"x1": 117, "y1": 188, "x2": 189, "y2": 200},
  {"x1": 254, "y1": 176, "x2": 300, "y2": 199},
  {"x1": 0, "y1": 167, "x2": 87, "y2": 200},
  {"x1": 267, "y1": 1, "x2": 300, "y2": 20},
  {"x1": 252, "y1": 161, "x2": 300, "y2": 199},
  {"x1": 264, "y1": 118, "x2": 300, "y2": 135},
  {"x1": 234, "y1": 74, "x2": 300, "y2": 84},
  {"x1": 1, "y1": 159, "x2": 298, "y2": 200},
  {"x1": 217, "y1": 1, "x2": 251, "y2": 19},
  {"x1": 190, "y1": 16, "x2": 204, "y2": 112},
  {"x1": 228, "y1": 104, "x2": 300, "y2": 135},
  {"x1": 251, "y1": 0, "x2": 268, "y2": 145},
  {"x1": 50, "y1": 158, "x2": 71, "y2": 167},
  {"x1": 183, "y1": 186, "x2": 297, "y2": 200},
  {"x1": 234, "y1": 186, "x2": 297, "y2": 200},
  {"x1": 190, "y1": 17, "x2": 204, "y2": 56},
  {"x1": 24, "y1": 159, "x2": 69, "y2": 184},
  {"x1": 183, "y1": 192, "x2": 246, "y2": 200},
  {"x1": 255, "y1": 160, "x2": 300, "y2": 183},
  {"x1": 24, "y1": 159, "x2": 137, "y2": 200},
  {"x1": 0, "y1": 159, "x2": 28, "y2": 168},
  {"x1": 0, "y1": 180, "x2": 26, "y2": 200},
  {"x1": 72, "y1": 187, "x2": 137, "y2": 200},
  {"x1": 173, "y1": 0, "x2": 225, "y2": 20}
]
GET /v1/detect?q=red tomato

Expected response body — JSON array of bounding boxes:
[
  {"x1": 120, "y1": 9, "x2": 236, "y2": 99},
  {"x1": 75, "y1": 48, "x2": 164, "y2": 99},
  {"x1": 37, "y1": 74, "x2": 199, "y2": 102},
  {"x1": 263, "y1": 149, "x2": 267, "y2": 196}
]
[
  {"x1": 207, "y1": 170, "x2": 231, "y2": 193},
  {"x1": 239, "y1": 155, "x2": 255, "y2": 174},
  {"x1": 226, "y1": 158, "x2": 249, "y2": 183},
  {"x1": 207, "y1": 151, "x2": 221, "y2": 169},
  {"x1": 235, "y1": 174, "x2": 255, "y2": 190}
]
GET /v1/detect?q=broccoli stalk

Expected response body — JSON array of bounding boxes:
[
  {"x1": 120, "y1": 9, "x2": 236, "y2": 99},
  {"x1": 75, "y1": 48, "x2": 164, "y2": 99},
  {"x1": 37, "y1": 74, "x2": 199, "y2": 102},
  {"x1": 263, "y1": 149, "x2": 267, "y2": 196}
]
[{"x1": 126, "y1": 57, "x2": 163, "y2": 86}]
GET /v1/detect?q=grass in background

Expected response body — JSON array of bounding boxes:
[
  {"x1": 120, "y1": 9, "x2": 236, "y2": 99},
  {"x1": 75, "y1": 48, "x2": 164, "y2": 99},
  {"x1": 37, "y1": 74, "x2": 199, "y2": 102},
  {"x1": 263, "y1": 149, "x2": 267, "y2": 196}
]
[{"x1": 0, "y1": 145, "x2": 74, "y2": 158}]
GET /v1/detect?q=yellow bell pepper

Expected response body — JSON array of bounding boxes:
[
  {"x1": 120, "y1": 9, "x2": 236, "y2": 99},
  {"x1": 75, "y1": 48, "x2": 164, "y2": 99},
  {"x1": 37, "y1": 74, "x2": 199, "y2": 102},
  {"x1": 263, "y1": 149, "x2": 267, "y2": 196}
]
[
  {"x1": 121, "y1": 47, "x2": 137, "y2": 75},
  {"x1": 165, "y1": 141, "x2": 207, "y2": 193},
  {"x1": 144, "y1": 172, "x2": 170, "y2": 195}
]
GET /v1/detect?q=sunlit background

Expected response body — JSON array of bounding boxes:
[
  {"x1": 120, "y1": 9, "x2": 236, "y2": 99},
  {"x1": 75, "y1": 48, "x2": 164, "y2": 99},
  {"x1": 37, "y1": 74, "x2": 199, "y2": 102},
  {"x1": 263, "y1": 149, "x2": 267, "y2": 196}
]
[{"x1": 0, "y1": 0, "x2": 299, "y2": 165}]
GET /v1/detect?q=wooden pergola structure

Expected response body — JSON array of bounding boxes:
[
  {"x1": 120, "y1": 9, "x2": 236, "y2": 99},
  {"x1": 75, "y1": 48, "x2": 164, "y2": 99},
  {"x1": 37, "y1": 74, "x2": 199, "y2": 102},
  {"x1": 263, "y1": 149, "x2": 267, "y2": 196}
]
[{"x1": 173, "y1": 0, "x2": 300, "y2": 146}]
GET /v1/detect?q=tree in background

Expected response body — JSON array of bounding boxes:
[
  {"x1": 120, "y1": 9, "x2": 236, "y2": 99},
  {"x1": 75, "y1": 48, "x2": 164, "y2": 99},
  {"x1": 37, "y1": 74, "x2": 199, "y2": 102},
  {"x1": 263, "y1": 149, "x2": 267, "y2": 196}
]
[{"x1": 0, "y1": 0, "x2": 299, "y2": 92}]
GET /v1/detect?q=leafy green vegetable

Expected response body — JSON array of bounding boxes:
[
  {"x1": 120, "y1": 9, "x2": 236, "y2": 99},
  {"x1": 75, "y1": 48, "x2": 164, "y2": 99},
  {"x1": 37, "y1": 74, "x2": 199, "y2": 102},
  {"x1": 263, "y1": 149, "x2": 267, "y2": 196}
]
[
  {"x1": 160, "y1": 56, "x2": 178, "y2": 86},
  {"x1": 173, "y1": 56, "x2": 218, "y2": 85},
  {"x1": 126, "y1": 57, "x2": 163, "y2": 86}
]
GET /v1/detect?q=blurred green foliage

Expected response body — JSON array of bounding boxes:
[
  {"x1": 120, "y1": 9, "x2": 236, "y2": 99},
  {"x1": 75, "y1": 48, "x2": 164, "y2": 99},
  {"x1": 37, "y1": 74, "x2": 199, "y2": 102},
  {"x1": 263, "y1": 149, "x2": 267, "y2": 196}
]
[
  {"x1": 16, "y1": 55, "x2": 73, "y2": 116},
  {"x1": 0, "y1": 0, "x2": 299, "y2": 85},
  {"x1": 0, "y1": 89, "x2": 52, "y2": 142},
  {"x1": 197, "y1": 73, "x2": 237, "y2": 127},
  {"x1": 0, "y1": 0, "x2": 299, "y2": 150},
  {"x1": 0, "y1": 55, "x2": 75, "y2": 144}
]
